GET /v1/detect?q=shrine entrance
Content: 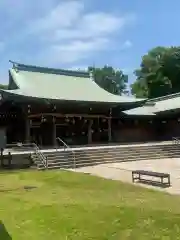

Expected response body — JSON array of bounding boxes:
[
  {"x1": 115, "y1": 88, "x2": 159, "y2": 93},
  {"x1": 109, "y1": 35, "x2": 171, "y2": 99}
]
[
  {"x1": 30, "y1": 126, "x2": 42, "y2": 146},
  {"x1": 56, "y1": 118, "x2": 88, "y2": 146}
]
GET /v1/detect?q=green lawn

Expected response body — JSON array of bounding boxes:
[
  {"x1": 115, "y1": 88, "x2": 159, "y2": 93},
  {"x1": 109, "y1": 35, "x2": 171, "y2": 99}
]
[{"x1": 0, "y1": 170, "x2": 180, "y2": 240}]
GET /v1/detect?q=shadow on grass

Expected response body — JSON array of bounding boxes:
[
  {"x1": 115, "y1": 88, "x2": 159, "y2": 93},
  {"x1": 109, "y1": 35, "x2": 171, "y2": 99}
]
[
  {"x1": 0, "y1": 185, "x2": 37, "y2": 193},
  {"x1": 0, "y1": 221, "x2": 12, "y2": 240},
  {"x1": 0, "y1": 168, "x2": 34, "y2": 175}
]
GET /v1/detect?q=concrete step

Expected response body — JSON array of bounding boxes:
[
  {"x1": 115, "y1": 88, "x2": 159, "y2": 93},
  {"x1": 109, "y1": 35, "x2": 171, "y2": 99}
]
[
  {"x1": 40, "y1": 149, "x2": 180, "y2": 160},
  {"x1": 73, "y1": 149, "x2": 180, "y2": 156},
  {"x1": 75, "y1": 153, "x2": 179, "y2": 160},
  {"x1": 74, "y1": 149, "x2": 180, "y2": 156},
  {"x1": 42, "y1": 151, "x2": 180, "y2": 158},
  {"x1": 38, "y1": 156, "x2": 178, "y2": 170},
  {"x1": 79, "y1": 148, "x2": 180, "y2": 153},
  {"x1": 72, "y1": 149, "x2": 180, "y2": 156},
  {"x1": 73, "y1": 144, "x2": 179, "y2": 151},
  {"x1": 45, "y1": 155, "x2": 73, "y2": 161},
  {"x1": 73, "y1": 153, "x2": 180, "y2": 161},
  {"x1": 43, "y1": 151, "x2": 180, "y2": 161},
  {"x1": 43, "y1": 153, "x2": 180, "y2": 169},
  {"x1": 73, "y1": 156, "x2": 180, "y2": 163},
  {"x1": 37, "y1": 156, "x2": 180, "y2": 170},
  {"x1": 74, "y1": 144, "x2": 180, "y2": 151},
  {"x1": 46, "y1": 152, "x2": 168, "y2": 161},
  {"x1": 53, "y1": 145, "x2": 177, "y2": 152},
  {"x1": 44, "y1": 153, "x2": 69, "y2": 157}
]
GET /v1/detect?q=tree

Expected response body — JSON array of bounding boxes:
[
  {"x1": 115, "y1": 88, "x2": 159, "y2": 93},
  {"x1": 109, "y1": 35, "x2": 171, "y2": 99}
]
[
  {"x1": 89, "y1": 65, "x2": 128, "y2": 95},
  {"x1": 130, "y1": 81, "x2": 147, "y2": 98},
  {"x1": 161, "y1": 47, "x2": 180, "y2": 92},
  {"x1": 0, "y1": 84, "x2": 8, "y2": 90},
  {"x1": 131, "y1": 46, "x2": 180, "y2": 98}
]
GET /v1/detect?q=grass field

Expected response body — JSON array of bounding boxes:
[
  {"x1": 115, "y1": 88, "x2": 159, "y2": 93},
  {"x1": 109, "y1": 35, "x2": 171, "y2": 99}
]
[{"x1": 0, "y1": 170, "x2": 180, "y2": 240}]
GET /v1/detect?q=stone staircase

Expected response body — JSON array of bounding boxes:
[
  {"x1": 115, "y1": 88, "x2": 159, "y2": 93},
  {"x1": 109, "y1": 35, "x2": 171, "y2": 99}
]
[
  {"x1": 31, "y1": 150, "x2": 75, "y2": 170},
  {"x1": 73, "y1": 143, "x2": 180, "y2": 168},
  {"x1": 31, "y1": 141, "x2": 180, "y2": 170}
]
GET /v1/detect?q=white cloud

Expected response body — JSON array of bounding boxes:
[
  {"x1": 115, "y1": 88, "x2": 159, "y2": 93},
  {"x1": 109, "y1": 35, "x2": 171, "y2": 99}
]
[
  {"x1": 0, "y1": 0, "x2": 55, "y2": 24},
  {"x1": 29, "y1": 1, "x2": 83, "y2": 34},
  {"x1": 0, "y1": 0, "x2": 136, "y2": 70},
  {"x1": 27, "y1": 1, "x2": 135, "y2": 64},
  {"x1": 122, "y1": 40, "x2": 133, "y2": 49},
  {"x1": 44, "y1": 38, "x2": 109, "y2": 64},
  {"x1": 52, "y1": 38, "x2": 109, "y2": 52},
  {"x1": 53, "y1": 12, "x2": 126, "y2": 41}
]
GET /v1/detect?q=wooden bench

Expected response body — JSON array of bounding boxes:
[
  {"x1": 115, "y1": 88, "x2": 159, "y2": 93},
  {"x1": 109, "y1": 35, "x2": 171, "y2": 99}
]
[{"x1": 132, "y1": 170, "x2": 171, "y2": 187}]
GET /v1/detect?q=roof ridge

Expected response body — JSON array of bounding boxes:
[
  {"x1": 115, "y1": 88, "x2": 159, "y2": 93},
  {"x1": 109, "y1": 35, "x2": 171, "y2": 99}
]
[
  {"x1": 9, "y1": 60, "x2": 90, "y2": 78},
  {"x1": 147, "y1": 92, "x2": 180, "y2": 102}
]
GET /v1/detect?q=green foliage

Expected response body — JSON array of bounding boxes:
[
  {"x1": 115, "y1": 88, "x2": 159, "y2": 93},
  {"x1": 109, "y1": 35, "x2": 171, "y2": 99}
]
[
  {"x1": 130, "y1": 81, "x2": 148, "y2": 98},
  {"x1": 89, "y1": 65, "x2": 128, "y2": 95},
  {"x1": 131, "y1": 46, "x2": 180, "y2": 98},
  {"x1": 0, "y1": 84, "x2": 8, "y2": 90}
]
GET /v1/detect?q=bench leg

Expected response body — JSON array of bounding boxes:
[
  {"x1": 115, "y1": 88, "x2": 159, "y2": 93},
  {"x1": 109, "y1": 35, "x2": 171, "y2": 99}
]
[
  {"x1": 161, "y1": 177, "x2": 171, "y2": 187},
  {"x1": 132, "y1": 173, "x2": 141, "y2": 183},
  {"x1": 161, "y1": 177, "x2": 163, "y2": 185},
  {"x1": 132, "y1": 173, "x2": 134, "y2": 182},
  {"x1": 168, "y1": 176, "x2": 170, "y2": 186},
  {"x1": 132, "y1": 173, "x2": 139, "y2": 182},
  {"x1": 132, "y1": 174, "x2": 137, "y2": 182}
]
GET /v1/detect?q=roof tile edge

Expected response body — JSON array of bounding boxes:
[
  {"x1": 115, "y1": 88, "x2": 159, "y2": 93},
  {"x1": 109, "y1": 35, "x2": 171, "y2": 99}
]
[
  {"x1": 9, "y1": 60, "x2": 90, "y2": 78},
  {"x1": 147, "y1": 92, "x2": 180, "y2": 103}
]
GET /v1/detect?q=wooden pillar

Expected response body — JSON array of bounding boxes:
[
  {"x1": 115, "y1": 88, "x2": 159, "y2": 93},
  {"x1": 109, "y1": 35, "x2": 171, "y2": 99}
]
[
  {"x1": 24, "y1": 105, "x2": 31, "y2": 143},
  {"x1": 52, "y1": 117, "x2": 56, "y2": 146},
  {"x1": 25, "y1": 118, "x2": 30, "y2": 143},
  {"x1": 88, "y1": 119, "x2": 93, "y2": 144},
  {"x1": 108, "y1": 118, "x2": 112, "y2": 142}
]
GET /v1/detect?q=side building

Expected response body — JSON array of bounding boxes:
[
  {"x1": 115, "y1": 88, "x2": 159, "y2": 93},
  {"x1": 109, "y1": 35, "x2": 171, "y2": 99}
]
[{"x1": 123, "y1": 92, "x2": 180, "y2": 142}]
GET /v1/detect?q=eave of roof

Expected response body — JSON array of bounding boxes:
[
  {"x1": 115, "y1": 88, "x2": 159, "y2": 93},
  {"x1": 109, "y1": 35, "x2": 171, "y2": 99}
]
[
  {"x1": 153, "y1": 96, "x2": 180, "y2": 113},
  {"x1": 123, "y1": 105, "x2": 156, "y2": 116},
  {"x1": 123, "y1": 92, "x2": 180, "y2": 116}
]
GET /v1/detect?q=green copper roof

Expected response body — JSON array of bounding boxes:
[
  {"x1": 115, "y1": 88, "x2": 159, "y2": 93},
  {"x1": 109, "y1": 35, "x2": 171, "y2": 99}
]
[
  {"x1": 149, "y1": 93, "x2": 180, "y2": 113},
  {"x1": 123, "y1": 92, "x2": 180, "y2": 116},
  {"x1": 5, "y1": 61, "x2": 145, "y2": 105},
  {"x1": 123, "y1": 104, "x2": 155, "y2": 116}
]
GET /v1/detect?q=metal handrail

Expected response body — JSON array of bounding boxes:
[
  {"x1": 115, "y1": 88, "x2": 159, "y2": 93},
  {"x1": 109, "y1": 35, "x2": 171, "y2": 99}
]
[
  {"x1": 31, "y1": 143, "x2": 47, "y2": 168},
  {"x1": 56, "y1": 137, "x2": 76, "y2": 169},
  {"x1": 6, "y1": 142, "x2": 47, "y2": 169},
  {"x1": 56, "y1": 137, "x2": 69, "y2": 151}
]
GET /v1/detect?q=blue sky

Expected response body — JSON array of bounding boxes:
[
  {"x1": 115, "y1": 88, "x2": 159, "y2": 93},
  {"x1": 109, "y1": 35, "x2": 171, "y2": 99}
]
[{"x1": 0, "y1": 0, "x2": 179, "y2": 84}]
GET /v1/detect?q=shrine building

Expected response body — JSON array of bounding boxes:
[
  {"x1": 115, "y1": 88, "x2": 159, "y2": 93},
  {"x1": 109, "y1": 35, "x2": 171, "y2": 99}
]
[{"x1": 0, "y1": 61, "x2": 179, "y2": 148}]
